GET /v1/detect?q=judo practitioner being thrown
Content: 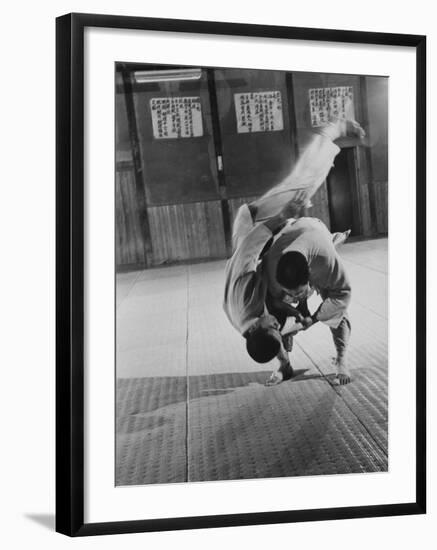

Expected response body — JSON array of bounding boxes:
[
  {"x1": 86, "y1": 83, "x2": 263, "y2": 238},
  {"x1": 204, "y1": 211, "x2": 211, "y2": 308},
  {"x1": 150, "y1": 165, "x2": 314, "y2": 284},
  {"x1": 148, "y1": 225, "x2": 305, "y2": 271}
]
[{"x1": 223, "y1": 105, "x2": 365, "y2": 386}]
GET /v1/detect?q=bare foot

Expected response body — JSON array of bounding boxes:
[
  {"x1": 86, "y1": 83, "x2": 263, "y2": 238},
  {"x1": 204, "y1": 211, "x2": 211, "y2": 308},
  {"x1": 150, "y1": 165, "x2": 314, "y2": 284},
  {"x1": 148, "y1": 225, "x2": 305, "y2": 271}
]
[
  {"x1": 335, "y1": 373, "x2": 351, "y2": 385},
  {"x1": 333, "y1": 358, "x2": 351, "y2": 386},
  {"x1": 265, "y1": 372, "x2": 283, "y2": 386},
  {"x1": 265, "y1": 363, "x2": 294, "y2": 386},
  {"x1": 332, "y1": 229, "x2": 351, "y2": 247},
  {"x1": 321, "y1": 98, "x2": 366, "y2": 141},
  {"x1": 343, "y1": 97, "x2": 366, "y2": 139},
  {"x1": 345, "y1": 119, "x2": 366, "y2": 139}
]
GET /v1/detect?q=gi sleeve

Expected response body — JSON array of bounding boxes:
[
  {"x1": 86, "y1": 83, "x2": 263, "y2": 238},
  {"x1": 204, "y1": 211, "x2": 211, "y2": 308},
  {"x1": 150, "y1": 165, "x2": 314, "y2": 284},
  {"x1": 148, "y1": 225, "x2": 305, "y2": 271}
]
[
  {"x1": 231, "y1": 223, "x2": 274, "y2": 277},
  {"x1": 223, "y1": 223, "x2": 274, "y2": 334}
]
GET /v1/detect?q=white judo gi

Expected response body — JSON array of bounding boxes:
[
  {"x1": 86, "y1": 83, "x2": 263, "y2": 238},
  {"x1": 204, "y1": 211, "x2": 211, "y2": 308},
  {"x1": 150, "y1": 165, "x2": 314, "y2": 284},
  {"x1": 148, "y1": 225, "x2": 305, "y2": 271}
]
[{"x1": 223, "y1": 126, "x2": 342, "y2": 336}]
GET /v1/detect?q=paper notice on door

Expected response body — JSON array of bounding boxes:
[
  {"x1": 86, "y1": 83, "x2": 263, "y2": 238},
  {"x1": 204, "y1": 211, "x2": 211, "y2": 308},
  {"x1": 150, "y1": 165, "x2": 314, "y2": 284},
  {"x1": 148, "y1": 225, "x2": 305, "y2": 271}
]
[
  {"x1": 234, "y1": 91, "x2": 284, "y2": 133},
  {"x1": 308, "y1": 86, "x2": 354, "y2": 127},
  {"x1": 150, "y1": 97, "x2": 203, "y2": 139}
]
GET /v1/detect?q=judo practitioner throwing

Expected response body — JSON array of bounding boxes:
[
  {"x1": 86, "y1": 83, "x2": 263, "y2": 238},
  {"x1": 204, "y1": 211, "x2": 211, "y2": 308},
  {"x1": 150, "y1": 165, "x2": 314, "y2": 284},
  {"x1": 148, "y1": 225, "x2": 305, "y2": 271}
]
[{"x1": 223, "y1": 104, "x2": 365, "y2": 386}]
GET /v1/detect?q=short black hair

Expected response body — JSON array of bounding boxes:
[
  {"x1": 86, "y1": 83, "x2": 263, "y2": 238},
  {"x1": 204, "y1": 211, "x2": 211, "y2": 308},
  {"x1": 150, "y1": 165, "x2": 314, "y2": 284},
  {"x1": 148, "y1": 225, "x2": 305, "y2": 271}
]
[
  {"x1": 246, "y1": 327, "x2": 281, "y2": 363},
  {"x1": 276, "y1": 251, "x2": 309, "y2": 290}
]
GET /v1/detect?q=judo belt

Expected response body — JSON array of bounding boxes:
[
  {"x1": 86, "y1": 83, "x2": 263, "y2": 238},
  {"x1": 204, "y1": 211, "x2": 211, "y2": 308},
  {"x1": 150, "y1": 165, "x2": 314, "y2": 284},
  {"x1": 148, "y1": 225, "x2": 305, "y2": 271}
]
[{"x1": 248, "y1": 203, "x2": 275, "y2": 259}]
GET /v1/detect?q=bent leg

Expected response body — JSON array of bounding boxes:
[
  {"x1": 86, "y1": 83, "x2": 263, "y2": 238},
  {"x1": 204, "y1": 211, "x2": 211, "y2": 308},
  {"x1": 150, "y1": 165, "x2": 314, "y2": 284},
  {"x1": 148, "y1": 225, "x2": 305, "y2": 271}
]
[
  {"x1": 263, "y1": 296, "x2": 297, "y2": 385},
  {"x1": 251, "y1": 134, "x2": 341, "y2": 221},
  {"x1": 265, "y1": 314, "x2": 295, "y2": 386},
  {"x1": 330, "y1": 316, "x2": 352, "y2": 385},
  {"x1": 265, "y1": 347, "x2": 294, "y2": 386},
  {"x1": 250, "y1": 107, "x2": 365, "y2": 222}
]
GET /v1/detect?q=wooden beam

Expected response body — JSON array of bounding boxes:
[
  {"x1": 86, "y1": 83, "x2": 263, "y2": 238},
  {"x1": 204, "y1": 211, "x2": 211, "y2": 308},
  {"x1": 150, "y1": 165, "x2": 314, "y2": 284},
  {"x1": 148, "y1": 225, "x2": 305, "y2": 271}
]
[{"x1": 119, "y1": 65, "x2": 154, "y2": 266}]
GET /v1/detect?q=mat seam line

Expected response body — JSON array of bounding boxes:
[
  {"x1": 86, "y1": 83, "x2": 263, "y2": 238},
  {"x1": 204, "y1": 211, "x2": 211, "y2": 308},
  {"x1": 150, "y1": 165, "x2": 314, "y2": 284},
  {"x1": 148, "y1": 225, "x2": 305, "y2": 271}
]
[
  {"x1": 328, "y1": 384, "x2": 388, "y2": 464},
  {"x1": 115, "y1": 270, "x2": 142, "y2": 313},
  {"x1": 295, "y1": 340, "x2": 388, "y2": 466}
]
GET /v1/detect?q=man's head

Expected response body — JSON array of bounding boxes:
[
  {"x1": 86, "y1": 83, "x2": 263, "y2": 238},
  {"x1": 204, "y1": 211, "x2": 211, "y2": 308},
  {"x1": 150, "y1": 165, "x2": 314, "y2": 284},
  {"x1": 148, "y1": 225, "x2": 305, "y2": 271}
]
[
  {"x1": 245, "y1": 314, "x2": 282, "y2": 363},
  {"x1": 276, "y1": 251, "x2": 310, "y2": 300}
]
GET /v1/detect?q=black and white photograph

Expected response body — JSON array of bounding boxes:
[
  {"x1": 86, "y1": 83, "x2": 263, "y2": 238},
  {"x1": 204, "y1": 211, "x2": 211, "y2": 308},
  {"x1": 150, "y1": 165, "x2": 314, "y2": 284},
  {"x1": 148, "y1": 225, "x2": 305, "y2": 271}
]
[
  {"x1": 115, "y1": 64, "x2": 389, "y2": 486},
  {"x1": 1, "y1": 0, "x2": 432, "y2": 546}
]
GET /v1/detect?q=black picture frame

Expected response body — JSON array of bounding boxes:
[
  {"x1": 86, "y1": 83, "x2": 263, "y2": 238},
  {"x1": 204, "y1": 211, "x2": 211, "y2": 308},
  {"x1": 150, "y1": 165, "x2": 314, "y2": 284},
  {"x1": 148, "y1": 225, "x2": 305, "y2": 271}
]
[{"x1": 56, "y1": 12, "x2": 426, "y2": 537}]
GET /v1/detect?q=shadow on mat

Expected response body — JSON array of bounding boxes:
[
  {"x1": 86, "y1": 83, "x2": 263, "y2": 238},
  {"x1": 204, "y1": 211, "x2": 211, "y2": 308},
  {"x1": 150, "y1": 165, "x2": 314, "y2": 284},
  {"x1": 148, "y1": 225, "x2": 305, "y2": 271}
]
[
  {"x1": 116, "y1": 369, "x2": 385, "y2": 485},
  {"x1": 117, "y1": 371, "x2": 281, "y2": 415},
  {"x1": 289, "y1": 369, "x2": 324, "y2": 382},
  {"x1": 188, "y1": 377, "x2": 342, "y2": 482},
  {"x1": 266, "y1": 385, "x2": 341, "y2": 477},
  {"x1": 248, "y1": 369, "x2": 331, "y2": 386},
  {"x1": 117, "y1": 369, "x2": 333, "y2": 417}
]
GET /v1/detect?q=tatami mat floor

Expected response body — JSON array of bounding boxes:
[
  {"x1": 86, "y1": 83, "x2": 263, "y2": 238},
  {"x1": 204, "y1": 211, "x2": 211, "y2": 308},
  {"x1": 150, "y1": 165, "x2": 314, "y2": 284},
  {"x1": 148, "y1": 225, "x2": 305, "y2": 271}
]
[{"x1": 116, "y1": 238, "x2": 388, "y2": 486}]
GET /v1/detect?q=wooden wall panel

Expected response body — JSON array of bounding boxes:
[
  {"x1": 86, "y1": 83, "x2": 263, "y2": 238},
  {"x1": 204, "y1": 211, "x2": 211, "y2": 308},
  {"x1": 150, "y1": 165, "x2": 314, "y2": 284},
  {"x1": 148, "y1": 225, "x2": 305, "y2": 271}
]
[
  {"x1": 115, "y1": 167, "x2": 146, "y2": 267},
  {"x1": 352, "y1": 146, "x2": 374, "y2": 237},
  {"x1": 227, "y1": 196, "x2": 259, "y2": 227},
  {"x1": 375, "y1": 181, "x2": 388, "y2": 235},
  {"x1": 358, "y1": 184, "x2": 372, "y2": 237},
  {"x1": 147, "y1": 201, "x2": 226, "y2": 265},
  {"x1": 205, "y1": 201, "x2": 228, "y2": 258},
  {"x1": 364, "y1": 76, "x2": 388, "y2": 236},
  {"x1": 115, "y1": 74, "x2": 132, "y2": 163},
  {"x1": 364, "y1": 77, "x2": 388, "y2": 183}
]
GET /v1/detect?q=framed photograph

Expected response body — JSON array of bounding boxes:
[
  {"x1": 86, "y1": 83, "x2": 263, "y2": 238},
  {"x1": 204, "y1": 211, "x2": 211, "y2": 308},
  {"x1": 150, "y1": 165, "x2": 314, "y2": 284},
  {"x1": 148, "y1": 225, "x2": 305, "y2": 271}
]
[{"x1": 56, "y1": 13, "x2": 426, "y2": 536}]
